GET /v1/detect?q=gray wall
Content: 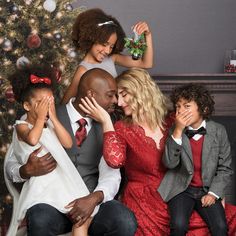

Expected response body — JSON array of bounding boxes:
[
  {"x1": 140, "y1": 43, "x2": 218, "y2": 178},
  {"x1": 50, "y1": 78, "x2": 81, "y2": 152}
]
[{"x1": 74, "y1": 0, "x2": 236, "y2": 75}]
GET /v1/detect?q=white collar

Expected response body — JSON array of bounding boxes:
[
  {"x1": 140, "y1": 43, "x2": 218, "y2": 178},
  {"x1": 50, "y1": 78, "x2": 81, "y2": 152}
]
[
  {"x1": 188, "y1": 120, "x2": 206, "y2": 130},
  {"x1": 66, "y1": 98, "x2": 92, "y2": 126}
]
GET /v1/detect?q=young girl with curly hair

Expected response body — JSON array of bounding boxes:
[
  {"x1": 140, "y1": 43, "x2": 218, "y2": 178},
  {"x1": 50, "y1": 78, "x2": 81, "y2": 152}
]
[
  {"x1": 6, "y1": 65, "x2": 97, "y2": 236},
  {"x1": 61, "y1": 8, "x2": 153, "y2": 104}
]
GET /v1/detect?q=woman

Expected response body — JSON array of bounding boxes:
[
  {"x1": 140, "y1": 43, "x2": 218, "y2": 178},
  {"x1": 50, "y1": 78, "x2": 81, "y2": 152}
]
[{"x1": 79, "y1": 68, "x2": 236, "y2": 235}]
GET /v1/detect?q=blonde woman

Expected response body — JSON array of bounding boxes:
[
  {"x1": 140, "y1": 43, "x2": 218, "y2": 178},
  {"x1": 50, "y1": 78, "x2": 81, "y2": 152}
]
[{"x1": 79, "y1": 68, "x2": 221, "y2": 235}]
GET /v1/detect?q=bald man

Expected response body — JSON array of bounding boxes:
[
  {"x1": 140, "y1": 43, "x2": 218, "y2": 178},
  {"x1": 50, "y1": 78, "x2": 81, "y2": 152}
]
[{"x1": 5, "y1": 68, "x2": 137, "y2": 236}]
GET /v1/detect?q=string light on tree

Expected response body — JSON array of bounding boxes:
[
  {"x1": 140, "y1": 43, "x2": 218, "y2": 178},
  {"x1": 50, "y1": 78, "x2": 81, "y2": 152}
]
[
  {"x1": 30, "y1": 18, "x2": 36, "y2": 24},
  {"x1": 24, "y1": 0, "x2": 33, "y2": 5},
  {"x1": 2, "y1": 39, "x2": 13, "y2": 51},
  {"x1": 67, "y1": 48, "x2": 77, "y2": 58},
  {"x1": 62, "y1": 44, "x2": 69, "y2": 50},
  {"x1": 56, "y1": 12, "x2": 63, "y2": 18},
  {"x1": 54, "y1": 32, "x2": 62, "y2": 41},
  {"x1": 45, "y1": 32, "x2": 53, "y2": 38},
  {"x1": 8, "y1": 109, "x2": 15, "y2": 115},
  {"x1": 64, "y1": 2, "x2": 73, "y2": 11}
]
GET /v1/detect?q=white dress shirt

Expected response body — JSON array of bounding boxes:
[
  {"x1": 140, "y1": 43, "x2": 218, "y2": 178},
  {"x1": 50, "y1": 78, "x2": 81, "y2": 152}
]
[
  {"x1": 171, "y1": 120, "x2": 219, "y2": 199},
  {"x1": 5, "y1": 98, "x2": 121, "y2": 203}
]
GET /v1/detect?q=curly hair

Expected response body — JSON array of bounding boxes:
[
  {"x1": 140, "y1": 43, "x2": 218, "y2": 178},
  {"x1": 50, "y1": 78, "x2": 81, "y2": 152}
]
[
  {"x1": 8, "y1": 65, "x2": 57, "y2": 104},
  {"x1": 170, "y1": 83, "x2": 215, "y2": 119},
  {"x1": 72, "y1": 8, "x2": 126, "y2": 54},
  {"x1": 116, "y1": 68, "x2": 172, "y2": 129}
]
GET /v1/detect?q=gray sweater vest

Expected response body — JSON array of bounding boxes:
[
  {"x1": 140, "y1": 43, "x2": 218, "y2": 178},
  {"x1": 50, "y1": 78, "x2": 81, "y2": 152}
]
[{"x1": 56, "y1": 105, "x2": 103, "y2": 193}]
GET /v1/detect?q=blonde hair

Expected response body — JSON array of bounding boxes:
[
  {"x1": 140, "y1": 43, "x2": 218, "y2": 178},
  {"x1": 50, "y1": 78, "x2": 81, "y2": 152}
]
[{"x1": 116, "y1": 68, "x2": 171, "y2": 129}]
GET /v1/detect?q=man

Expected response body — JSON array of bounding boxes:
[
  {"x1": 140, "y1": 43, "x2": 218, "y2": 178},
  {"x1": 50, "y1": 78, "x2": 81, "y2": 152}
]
[{"x1": 5, "y1": 68, "x2": 137, "y2": 236}]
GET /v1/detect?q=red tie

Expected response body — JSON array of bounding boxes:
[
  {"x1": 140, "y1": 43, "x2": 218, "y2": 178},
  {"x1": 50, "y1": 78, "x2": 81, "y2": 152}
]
[{"x1": 75, "y1": 118, "x2": 87, "y2": 147}]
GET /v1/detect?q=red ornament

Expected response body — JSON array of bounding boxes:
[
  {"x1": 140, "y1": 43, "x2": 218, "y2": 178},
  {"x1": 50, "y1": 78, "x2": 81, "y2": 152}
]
[
  {"x1": 224, "y1": 64, "x2": 236, "y2": 73},
  {"x1": 27, "y1": 34, "x2": 41, "y2": 49},
  {"x1": 5, "y1": 87, "x2": 15, "y2": 102}
]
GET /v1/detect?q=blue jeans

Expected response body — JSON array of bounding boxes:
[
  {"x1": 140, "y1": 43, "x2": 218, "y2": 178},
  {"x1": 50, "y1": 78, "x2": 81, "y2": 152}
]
[
  {"x1": 26, "y1": 200, "x2": 137, "y2": 236},
  {"x1": 168, "y1": 186, "x2": 228, "y2": 236}
]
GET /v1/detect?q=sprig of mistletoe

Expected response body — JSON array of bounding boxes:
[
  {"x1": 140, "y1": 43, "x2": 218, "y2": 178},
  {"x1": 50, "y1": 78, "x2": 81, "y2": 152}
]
[{"x1": 124, "y1": 33, "x2": 147, "y2": 60}]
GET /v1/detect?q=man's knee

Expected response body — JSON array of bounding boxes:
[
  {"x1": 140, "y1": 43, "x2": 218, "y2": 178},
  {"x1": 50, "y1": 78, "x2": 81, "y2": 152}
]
[
  {"x1": 92, "y1": 200, "x2": 137, "y2": 236},
  {"x1": 26, "y1": 204, "x2": 71, "y2": 236},
  {"x1": 104, "y1": 200, "x2": 137, "y2": 234},
  {"x1": 26, "y1": 204, "x2": 53, "y2": 229},
  {"x1": 116, "y1": 205, "x2": 137, "y2": 235}
]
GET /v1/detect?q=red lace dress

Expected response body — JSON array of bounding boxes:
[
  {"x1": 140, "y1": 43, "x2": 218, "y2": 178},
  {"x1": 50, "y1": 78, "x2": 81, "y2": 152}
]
[{"x1": 103, "y1": 120, "x2": 236, "y2": 236}]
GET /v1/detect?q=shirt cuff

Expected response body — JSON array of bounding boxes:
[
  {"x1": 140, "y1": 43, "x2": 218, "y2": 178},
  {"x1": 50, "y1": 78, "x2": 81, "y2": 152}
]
[
  {"x1": 11, "y1": 165, "x2": 27, "y2": 183},
  {"x1": 208, "y1": 191, "x2": 220, "y2": 199},
  {"x1": 93, "y1": 186, "x2": 110, "y2": 203},
  {"x1": 171, "y1": 135, "x2": 182, "y2": 145}
]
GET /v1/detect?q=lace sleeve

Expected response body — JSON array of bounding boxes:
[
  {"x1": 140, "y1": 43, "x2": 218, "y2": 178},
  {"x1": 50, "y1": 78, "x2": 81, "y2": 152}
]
[{"x1": 103, "y1": 130, "x2": 127, "y2": 168}]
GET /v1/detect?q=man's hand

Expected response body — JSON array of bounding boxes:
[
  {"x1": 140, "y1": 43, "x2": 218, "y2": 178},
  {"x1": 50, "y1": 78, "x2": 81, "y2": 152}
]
[
  {"x1": 19, "y1": 146, "x2": 57, "y2": 179},
  {"x1": 65, "y1": 191, "x2": 103, "y2": 227},
  {"x1": 201, "y1": 193, "x2": 216, "y2": 207}
]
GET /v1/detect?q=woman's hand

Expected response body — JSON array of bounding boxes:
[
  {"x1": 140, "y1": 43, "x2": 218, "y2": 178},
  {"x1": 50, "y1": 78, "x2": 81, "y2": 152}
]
[
  {"x1": 79, "y1": 97, "x2": 114, "y2": 132},
  {"x1": 79, "y1": 97, "x2": 110, "y2": 123}
]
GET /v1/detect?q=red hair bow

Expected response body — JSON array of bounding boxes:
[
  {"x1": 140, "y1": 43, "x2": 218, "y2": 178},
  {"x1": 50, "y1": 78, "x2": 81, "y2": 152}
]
[{"x1": 30, "y1": 74, "x2": 51, "y2": 85}]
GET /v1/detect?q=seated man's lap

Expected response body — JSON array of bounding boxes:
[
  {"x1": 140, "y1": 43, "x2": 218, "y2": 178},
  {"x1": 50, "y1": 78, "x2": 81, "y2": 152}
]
[
  {"x1": 26, "y1": 201, "x2": 137, "y2": 236},
  {"x1": 26, "y1": 203, "x2": 72, "y2": 236},
  {"x1": 89, "y1": 200, "x2": 137, "y2": 236}
]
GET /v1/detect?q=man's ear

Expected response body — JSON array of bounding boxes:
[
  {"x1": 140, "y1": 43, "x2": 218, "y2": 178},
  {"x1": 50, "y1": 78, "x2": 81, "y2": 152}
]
[
  {"x1": 87, "y1": 89, "x2": 95, "y2": 98},
  {"x1": 23, "y1": 101, "x2": 30, "y2": 111}
]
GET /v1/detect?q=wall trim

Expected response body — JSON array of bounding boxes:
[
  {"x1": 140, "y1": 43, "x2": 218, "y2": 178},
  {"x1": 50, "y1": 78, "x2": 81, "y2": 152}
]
[{"x1": 153, "y1": 74, "x2": 236, "y2": 116}]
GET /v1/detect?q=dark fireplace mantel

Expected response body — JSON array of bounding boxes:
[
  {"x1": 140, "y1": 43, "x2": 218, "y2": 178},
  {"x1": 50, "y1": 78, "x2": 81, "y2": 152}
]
[{"x1": 153, "y1": 73, "x2": 236, "y2": 116}]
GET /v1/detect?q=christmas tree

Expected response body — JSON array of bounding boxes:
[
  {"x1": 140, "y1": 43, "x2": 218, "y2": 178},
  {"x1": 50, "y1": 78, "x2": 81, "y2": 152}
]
[
  {"x1": 0, "y1": 0, "x2": 84, "y2": 153},
  {"x1": 0, "y1": 0, "x2": 84, "y2": 229}
]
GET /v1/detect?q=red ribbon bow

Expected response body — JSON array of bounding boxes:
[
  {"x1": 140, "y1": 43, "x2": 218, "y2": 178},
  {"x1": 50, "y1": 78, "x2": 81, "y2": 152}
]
[{"x1": 30, "y1": 74, "x2": 51, "y2": 85}]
